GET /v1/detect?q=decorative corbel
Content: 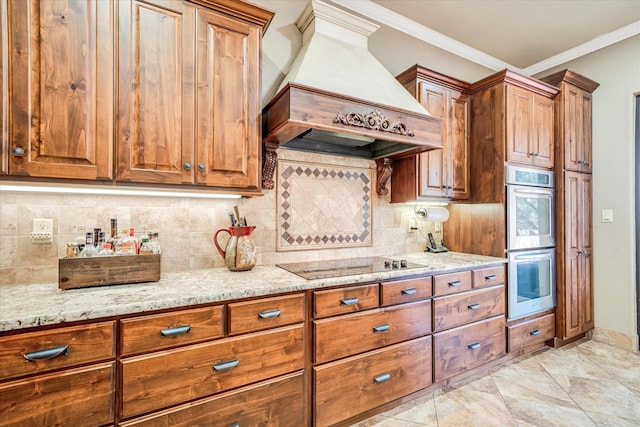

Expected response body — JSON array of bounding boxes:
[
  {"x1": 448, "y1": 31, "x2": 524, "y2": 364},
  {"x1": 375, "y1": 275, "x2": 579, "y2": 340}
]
[
  {"x1": 375, "y1": 158, "x2": 393, "y2": 196},
  {"x1": 262, "y1": 142, "x2": 278, "y2": 190}
]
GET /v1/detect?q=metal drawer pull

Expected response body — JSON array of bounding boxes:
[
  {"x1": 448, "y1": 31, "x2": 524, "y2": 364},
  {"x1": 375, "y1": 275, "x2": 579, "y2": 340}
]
[
  {"x1": 373, "y1": 324, "x2": 390, "y2": 333},
  {"x1": 258, "y1": 309, "x2": 281, "y2": 319},
  {"x1": 213, "y1": 358, "x2": 240, "y2": 372},
  {"x1": 160, "y1": 325, "x2": 191, "y2": 337},
  {"x1": 529, "y1": 329, "x2": 541, "y2": 336},
  {"x1": 468, "y1": 342, "x2": 481, "y2": 350},
  {"x1": 228, "y1": 423, "x2": 239, "y2": 427},
  {"x1": 373, "y1": 373, "x2": 391, "y2": 384},
  {"x1": 401, "y1": 288, "x2": 417, "y2": 295},
  {"x1": 24, "y1": 345, "x2": 69, "y2": 361},
  {"x1": 448, "y1": 281, "x2": 462, "y2": 287},
  {"x1": 340, "y1": 297, "x2": 359, "y2": 306},
  {"x1": 468, "y1": 303, "x2": 480, "y2": 310},
  {"x1": 485, "y1": 274, "x2": 497, "y2": 281}
]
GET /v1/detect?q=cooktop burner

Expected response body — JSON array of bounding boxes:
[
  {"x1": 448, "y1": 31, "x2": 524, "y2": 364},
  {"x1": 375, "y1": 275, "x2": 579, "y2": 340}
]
[{"x1": 276, "y1": 256, "x2": 424, "y2": 280}]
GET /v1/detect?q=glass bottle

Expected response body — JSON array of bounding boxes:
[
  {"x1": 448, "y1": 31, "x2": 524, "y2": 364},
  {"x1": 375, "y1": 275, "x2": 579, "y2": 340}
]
[
  {"x1": 75, "y1": 225, "x2": 86, "y2": 251},
  {"x1": 149, "y1": 232, "x2": 161, "y2": 254},
  {"x1": 79, "y1": 233, "x2": 98, "y2": 257},
  {"x1": 115, "y1": 228, "x2": 138, "y2": 255},
  {"x1": 108, "y1": 218, "x2": 118, "y2": 247},
  {"x1": 98, "y1": 243, "x2": 114, "y2": 256},
  {"x1": 139, "y1": 237, "x2": 153, "y2": 255}
]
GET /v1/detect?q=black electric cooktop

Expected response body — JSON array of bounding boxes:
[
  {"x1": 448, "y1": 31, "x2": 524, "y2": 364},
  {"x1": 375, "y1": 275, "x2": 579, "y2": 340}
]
[{"x1": 276, "y1": 256, "x2": 424, "y2": 280}]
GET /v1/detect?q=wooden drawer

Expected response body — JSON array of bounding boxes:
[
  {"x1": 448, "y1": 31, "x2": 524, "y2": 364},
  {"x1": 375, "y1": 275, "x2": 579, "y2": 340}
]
[
  {"x1": 120, "y1": 371, "x2": 304, "y2": 427},
  {"x1": 120, "y1": 306, "x2": 224, "y2": 356},
  {"x1": 508, "y1": 313, "x2": 555, "y2": 353},
  {"x1": 0, "y1": 362, "x2": 115, "y2": 427},
  {"x1": 314, "y1": 299, "x2": 431, "y2": 364},
  {"x1": 433, "y1": 285, "x2": 505, "y2": 331},
  {"x1": 314, "y1": 283, "x2": 379, "y2": 318},
  {"x1": 433, "y1": 270, "x2": 472, "y2": 296},
  {"x1": 120, "y1": 324, "x2": 304, "y2": 419},
  {"x1": 314, "y1": 336, "x2": 432, "y2": 427},
  {"x1": 433, "y1": 315, "x2": 505, "y2": 381},
  {"x1": 0, "y1": 321, "x2": 115, "y2": 381},
  {"x1": 228, "y1": 293, "x2": 304, "y2": 335},
  {"x1": 381, "y1": 276, "x2": 432, "y2": 306},
  {"x1": 472, "y1": 265, "x2": 506, "y2": 289}
]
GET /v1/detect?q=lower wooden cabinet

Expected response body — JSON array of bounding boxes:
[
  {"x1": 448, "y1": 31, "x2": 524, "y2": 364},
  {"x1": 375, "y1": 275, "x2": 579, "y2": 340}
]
[
  {"x1": 433, "y1": 285, "x2": 504, "y2": 331},
  {"x1": 120, "y1": 371, "x2": 304, "y2": 427},
  {"x1": 314, "y1": 299, "x2": 432, "y2": 364},
  {"x1": 433, "y1": 315, "x2": 506, "y2": 381},
  {"x1": 507, "y1": 313, "x2": 555, "y2": 353},
  {"x1": 314, "y1": 336, "x2": 432, "y2": 427},
  {"x1": 0, "y1": 362, "x2": 115, "y2": 427},
  {"x1": 120, "y1": 324, "x2": 304, "y2": 419}
]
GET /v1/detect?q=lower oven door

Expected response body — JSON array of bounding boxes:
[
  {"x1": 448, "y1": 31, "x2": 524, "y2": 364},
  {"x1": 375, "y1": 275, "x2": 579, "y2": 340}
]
[{"x1": 508, "y1": 248, "x2": 556, "y2": 320}]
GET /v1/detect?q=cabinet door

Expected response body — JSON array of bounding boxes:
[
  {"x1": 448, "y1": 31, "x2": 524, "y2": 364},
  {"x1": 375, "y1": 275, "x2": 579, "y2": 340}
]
[
  {"x1": 416, "y1": 81, "x2": 447, "y2": 197},
  {"x1": 447, "y1": 91, "x2": 470, "y2": 198},
  {"x1": 117, "y1": 0, "x2": 195, "y2": 184},
  {"x1": 194, "y1": 7, "x2": 261, "y2": 191},
  {"x1": 506, "y1": 85, "x2": 533, "y2": 165},
  {"x1": 0, "y1": 362, "x2": 115, "y2": 427},
  {"x1": 563, "y1": 172, "x2": 593, "y2": 338},
  {"x1": 580, "y1": 91, "x2": 593, "y2": 173},
  {"x1": 563, "y1": 84, "x2": 593, "y2": 173},
  {"x1": 8, "y1": 0, "x2": 114, "y2": 180},
  {"x1": 531, "y1": 94, "x2": 554, "y2": 168}
]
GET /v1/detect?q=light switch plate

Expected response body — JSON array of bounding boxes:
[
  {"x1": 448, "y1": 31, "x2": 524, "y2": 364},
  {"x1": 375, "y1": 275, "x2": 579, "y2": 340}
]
[{"x1": 601, "y1": 209, "x2": 613, "y2": 223}]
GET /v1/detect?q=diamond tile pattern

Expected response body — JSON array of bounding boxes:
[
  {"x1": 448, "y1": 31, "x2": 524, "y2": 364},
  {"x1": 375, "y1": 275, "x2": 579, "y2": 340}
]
[{"x1": 277, "y1": 160, "x2": 373, "y2": 251}]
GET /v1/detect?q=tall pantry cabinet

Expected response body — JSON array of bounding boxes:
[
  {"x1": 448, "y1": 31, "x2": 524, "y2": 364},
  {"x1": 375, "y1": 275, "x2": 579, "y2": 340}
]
[{"x1": 540, "y1": 69, "x2": 599, "y2": 344}]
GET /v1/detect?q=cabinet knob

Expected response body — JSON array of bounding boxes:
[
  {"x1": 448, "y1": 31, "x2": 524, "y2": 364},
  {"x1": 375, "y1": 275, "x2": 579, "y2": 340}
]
[
  {"x1": 11, "y1": 146, "x2": 25, "y2": 157},
  {"x1": 198, "y1": 163, "x2": 206, "y2": 171},
  {"x1": 183, "y1": 162, "x2": 192, "y2": 171}
]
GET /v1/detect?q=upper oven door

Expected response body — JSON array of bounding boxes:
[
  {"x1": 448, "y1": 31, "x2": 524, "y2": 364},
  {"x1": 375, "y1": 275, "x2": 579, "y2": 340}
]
[{"x1": 507, "y1": 184, "x2": 555, "y2": 250}]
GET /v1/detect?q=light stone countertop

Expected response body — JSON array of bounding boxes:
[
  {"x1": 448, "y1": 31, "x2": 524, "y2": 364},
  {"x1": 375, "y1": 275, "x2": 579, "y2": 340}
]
[{"x1": 0, "y1": 252, "x2": 506, "y2": 332}]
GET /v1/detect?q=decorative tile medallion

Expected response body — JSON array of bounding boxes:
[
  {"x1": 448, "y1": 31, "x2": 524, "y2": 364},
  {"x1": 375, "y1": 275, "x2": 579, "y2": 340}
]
[{"x1": 276, "y1": 160, "x2": 373, "y2": 251}]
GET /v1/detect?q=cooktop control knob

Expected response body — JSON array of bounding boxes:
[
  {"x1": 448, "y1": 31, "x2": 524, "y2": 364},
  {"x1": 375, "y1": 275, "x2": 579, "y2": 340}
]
[
  {"x1": 400, "y1": 259, "x2": 408, "y2": 268},
  {"x1": 392, "y1": 260, "x2": 400, "y2": 269},
  {"x1": 384, "y1": 260, "x2": 392, "y2": 269}
]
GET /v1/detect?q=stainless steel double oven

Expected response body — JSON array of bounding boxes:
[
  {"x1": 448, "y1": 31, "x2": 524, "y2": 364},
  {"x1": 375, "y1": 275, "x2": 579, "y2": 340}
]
[{"x1": 506, "y1": 165, "x2": 556, "y2": 320}]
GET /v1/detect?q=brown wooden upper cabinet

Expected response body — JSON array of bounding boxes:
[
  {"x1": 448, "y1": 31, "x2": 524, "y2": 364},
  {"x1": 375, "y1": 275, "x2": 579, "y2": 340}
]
[
  {"x1": 392, "y1": 66, "x2": 470, "y2": 202},
  {"x1": 506, "y1": 84, "x2": 555, "y2": 169},
  {"x1": 5, "y1": 0, "x2": 114, "y2": 180},
  {"x1": 541, "y1": 71, "x2": 595, "y2": 174},
  {"x1": 3, "y1": 0, "x2": 272, "y2": 195}
]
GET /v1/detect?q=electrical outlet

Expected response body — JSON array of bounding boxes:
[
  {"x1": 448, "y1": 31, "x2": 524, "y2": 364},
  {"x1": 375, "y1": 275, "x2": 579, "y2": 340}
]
[{"x1": 30, "y1": 218, "x2": 53, "y2": 243}]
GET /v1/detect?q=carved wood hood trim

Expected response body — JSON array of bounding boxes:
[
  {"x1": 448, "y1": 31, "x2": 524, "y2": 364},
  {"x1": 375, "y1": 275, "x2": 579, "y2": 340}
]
[{"x1": 334, "y1": 110, "x2": 415, "y2": 137}]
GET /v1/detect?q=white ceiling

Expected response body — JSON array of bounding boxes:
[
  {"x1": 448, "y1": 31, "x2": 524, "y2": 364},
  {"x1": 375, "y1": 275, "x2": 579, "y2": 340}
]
[{"x1": 330, "y1": 0, "x2": 640, "y2": 75}]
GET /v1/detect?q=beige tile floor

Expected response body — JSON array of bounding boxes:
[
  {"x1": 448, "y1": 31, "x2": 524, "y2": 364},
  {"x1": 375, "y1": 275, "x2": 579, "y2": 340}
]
[{"x1": 351, "y1": 339, "x2": 640, "y2": 427}]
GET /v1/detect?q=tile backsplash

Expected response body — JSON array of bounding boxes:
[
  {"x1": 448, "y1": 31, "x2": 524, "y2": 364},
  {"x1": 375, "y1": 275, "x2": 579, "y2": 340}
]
[{"x1": 0, "y1": 150, "x2": 434, "y2": 286}]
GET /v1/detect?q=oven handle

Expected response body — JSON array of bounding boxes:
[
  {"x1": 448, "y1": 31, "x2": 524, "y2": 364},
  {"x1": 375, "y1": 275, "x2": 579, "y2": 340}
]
[
  {"x1": 510, "y1": 251, "x2": 553, "y2": 261},
  {"x1": 511, "y1": 187, "x2": 553, "y2": 196}
]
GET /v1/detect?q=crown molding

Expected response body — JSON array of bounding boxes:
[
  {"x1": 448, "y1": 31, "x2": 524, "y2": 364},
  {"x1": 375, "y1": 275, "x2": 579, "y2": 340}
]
[
  {"x1": 330, "y1": 0, "x2": 640, "y2": 77},
  {"x1": 329, "y1": 0, "x2": 519, "y2": 73},
  {"x1": 522, "y1": 20, "x2": 640, "y2": 76}
]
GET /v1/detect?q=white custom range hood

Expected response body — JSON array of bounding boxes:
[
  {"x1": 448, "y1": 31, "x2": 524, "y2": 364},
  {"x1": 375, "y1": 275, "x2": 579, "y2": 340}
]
[{"x1": 261, "y1": 0, "x2": 442, "y2": 194}]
